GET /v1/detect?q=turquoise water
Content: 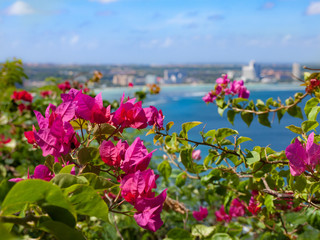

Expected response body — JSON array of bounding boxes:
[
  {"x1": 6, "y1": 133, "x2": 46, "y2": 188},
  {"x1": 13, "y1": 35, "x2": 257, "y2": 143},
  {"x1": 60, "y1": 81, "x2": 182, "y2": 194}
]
[{"x1": 98, "y1": 83, "x2": 307, "y2": 152}]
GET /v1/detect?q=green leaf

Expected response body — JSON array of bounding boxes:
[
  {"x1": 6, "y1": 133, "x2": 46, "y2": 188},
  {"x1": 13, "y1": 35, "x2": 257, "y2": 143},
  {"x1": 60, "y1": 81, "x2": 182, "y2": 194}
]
[
  {"x1": 215, "y1": 128, "x2": 238, "y2": 142},
  {"x1": 78, "y1": 147, "x2": 100, "y2": 165},
  {"x1": 236, "y1": 137, "x2": 252, "y2": 145},
  {"x1": 166, "y1": 228, "x2": 192, "y2": 240},
  {"x1": 81, "y1": 173, "x2": 115, "y2": 190},
  {"x1": 53, "y1": 162, "x2": 63, "y2": 174},
  {"x1": 227, "y1": 110, "x2": 236, "y2": 125},
  {"x1": 181, "y1": 121, "x2": 202, "y2": 138},
  {"x1": 241, "y1": 111, "x2": 253, "y2": 127},
  {"x1": 246, "y1": 151, "x2": 260, "y2": 165},
  {"x1": 264, "y1": 195, "x2": 275, "y2": 213},
  {"x1": 233, "y1": 98, "x2": 248, "y2": 104},
  {"x1": 41, "y1": 204, "x2": 76, "y2": 228},
  {"x1": 277, "y1": 109, "x2": 286, "y2": 123},
  {"x1": 64, "y1": 184, "x2": 109, "y2": 222},
  {"x1": 258, "y1": 113, "x2": 271, "y2": 127},
  {"x1": 93, "y1": 123, "x2": 122, "y2": 138},
  {"x1": 166, "y1": 121, "x2": 174, "y2": 132},
  {"x1": 175, "y1": 172, "x2": 187, "y2": 188},
  {"x1": 305, "y1": 98, "x2": 320, "y2": 118},
  {"x1": 70, "y1": 119, "x2": 88, "y2": 131},
  {"x1": 307, "y1": 209, "x2": 320, "y2": 230},
  {"x1": 286, "y1": 125, "x2": 303, "y2": 134},
  {"x1": 59, "y1": 164, "x2": 75, "y2": 174},
  {"x1": 51, "y1": 173, "x2": 88, "y2": 189},
  {"x1": 1, "y1": 180, "x2": 75, "y2": 217},
  {"x1": 301, "y1": 120, "x2": 319, "y2": 133},
  {"x1": 211, "y1": 233, "x2": 232, "y2": 240},
  {"x1": 201, "y1": 169, "x2": 221, "y2": 185},
  {"x1": 287, "y1": 106, "x2": 303, "y2": 119},
  {"x1": 308, "y1": 106, "x2": 320, "y2": 121},
  {"x1": 191, "y1": 224, "x2": 215, "y2": 238},
  {"x1": 294, "y1": 175, "x2": 307, "y2": 192},
  {"x1": 39, "y1": 220, "x2": 85, "y2": 240},
  {"x1": 157, "y1": 160, "x2": 172, "y2": 181},
  {"x1": 179, "y1": 148, "x2": 197, "y2": 174}
]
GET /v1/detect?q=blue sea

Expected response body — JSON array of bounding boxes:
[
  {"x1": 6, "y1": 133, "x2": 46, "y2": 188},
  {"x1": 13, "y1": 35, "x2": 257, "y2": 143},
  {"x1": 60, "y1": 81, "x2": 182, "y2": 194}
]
[{"x1": 97, "y1": 83, "x2": 307, "y2": 152}]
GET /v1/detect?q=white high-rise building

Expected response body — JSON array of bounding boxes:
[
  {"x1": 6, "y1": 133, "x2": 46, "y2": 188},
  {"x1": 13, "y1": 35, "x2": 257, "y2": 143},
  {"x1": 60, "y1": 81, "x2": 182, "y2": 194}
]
[
  {"x1": 241, "y1": 60, "x2": 260, "y2": 82},
  {"x1": 292, "y1": 63, "x2": 301, "y2": 80}
]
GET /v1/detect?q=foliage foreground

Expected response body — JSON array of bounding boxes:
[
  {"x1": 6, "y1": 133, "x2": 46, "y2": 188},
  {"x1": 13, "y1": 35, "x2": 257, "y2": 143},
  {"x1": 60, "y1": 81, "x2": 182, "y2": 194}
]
[{"x1": 1, "y1": 60, "x2": 320, "y2": 239}]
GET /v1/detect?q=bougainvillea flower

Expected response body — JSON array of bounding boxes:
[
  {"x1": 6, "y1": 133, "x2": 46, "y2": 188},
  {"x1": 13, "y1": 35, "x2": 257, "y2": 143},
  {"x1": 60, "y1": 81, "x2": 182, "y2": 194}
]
[
  {"x1": 9, "y1": 165, "x2": 54, "y2": 182},
  {"x1": 202, "y1": 92, "x2": 215, "y2": 103},
  {"x1": 192, "y1": 206, "x2": 208, "y2": 221},
  {"x1": 248, "y1": 196, "x2": 261, "y2": 215},
  {"x1": 0, "y1": 134, "x2": 11, "y2": 147},
  {"x1": 128, "y1": 82, "x2": 134, "y2": 88},
  {"x1": 230, "y1": 80, "x2": 244, "y2": 94},
  {"x1": 192, "y1": 149, "x2": 201, "y2": 161},
  {"x1": 121, "y1": 137, "x2": 156, "y2": 174},
  {"x1": 24, "y1": 129, "x2": 36, "y2": 144},
  {"x1": 215, "y1": 206, "x2": 232, "y2": 222},
  {"x1": 40, "y1": 90, "x2": 52, "y2": 98},
  {"x1": 229, "y1": 198, "x2": 246, "y2": 217},
  {"x1": 112, "y1": 94, "x2": 148, "y2": 129},
  {"x1": 286, "y1": 132, "x2": 320, "y2": 176},
  {"x1": 133, "y1": 189, "x2": 167, "y2": 232},
  {"x1": 76, "y1": 93, "x2": 110, "y2": 124},
  {"x1": 58, "y1": 81, "x2": 71, "y2": 92},
  {"x1": 144, "y1": 106, "x2": 164, "y2": 129},
  {"x1": 238, "y1": 86, "x2": 250, "y2": 99},
  {"x1": 33, "y1": 164, "x2": 54, "y2": 181},
  {"x1": 120, "y1": 169, "x2": 158, "y2": 205},
  {"x1": 11, "y1": 90, "x2": 33, "y2": 102},
  {"x1": 216, "y1": 74, "x2": 230, "y2": 85},
  {"x1": 99, "y1": 140, "x2": 129, "y2": 167}
]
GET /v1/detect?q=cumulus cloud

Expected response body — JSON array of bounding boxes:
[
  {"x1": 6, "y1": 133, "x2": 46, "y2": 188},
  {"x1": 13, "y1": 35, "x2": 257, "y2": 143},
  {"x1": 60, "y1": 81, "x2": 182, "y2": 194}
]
[
  {"x1": 306, "y1": 2, "x2": 320, "y2": 15},
  {"x1": 6, "y1": 1, "x2": 35, "y2": 15},
  {"x1": 90, "y1": 0, "x2": 118, "y2": 3}
]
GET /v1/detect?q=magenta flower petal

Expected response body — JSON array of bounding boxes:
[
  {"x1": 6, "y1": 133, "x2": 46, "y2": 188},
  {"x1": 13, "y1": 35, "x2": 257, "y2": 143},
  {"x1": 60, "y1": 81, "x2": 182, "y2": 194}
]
[
  {"x1": 286, "y1": 138, "x2": 307, "y2": 176},
  {"x1": 193, "y1": 206, "x2": 208, "y2": 221}
]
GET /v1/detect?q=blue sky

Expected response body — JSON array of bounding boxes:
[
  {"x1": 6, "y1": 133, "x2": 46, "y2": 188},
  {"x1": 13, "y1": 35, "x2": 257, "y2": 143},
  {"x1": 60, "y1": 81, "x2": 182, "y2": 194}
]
[{"x1": 0, "y1": 0, "x2": 320, "y2": 64}]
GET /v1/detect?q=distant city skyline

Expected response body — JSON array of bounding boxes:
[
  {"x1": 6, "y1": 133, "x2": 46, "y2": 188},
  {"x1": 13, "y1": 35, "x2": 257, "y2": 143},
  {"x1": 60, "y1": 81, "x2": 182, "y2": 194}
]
[{"x1": 0, "y1": 0, "x2": 320, "y2": 64}]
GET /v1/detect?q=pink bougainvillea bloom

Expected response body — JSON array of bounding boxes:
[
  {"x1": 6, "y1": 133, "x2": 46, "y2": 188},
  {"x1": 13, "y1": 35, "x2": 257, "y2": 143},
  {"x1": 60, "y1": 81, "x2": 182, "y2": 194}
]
[
  {"x1": 202, "y1": 92, "x2": 215, "y2": 103},
  {"x1": 9, "y1": 165, "x2": 54, "y2": 182},
  {"x1": 76, "y1": 93, "x2": 110, "y2": 124},
  {"x1": 83, "y1": 88, "x2": 90, "y2": 93},
  {"x1": 230, "y1": 80, "x2": 244, "y2": 94},
  {"x1": 248, "y1": 196, "x2": 261, "y2": 215},
  {"x1": 238, "y1": 86, "x2": 250, "y2": 99},
  {"x1": 120, "y1": 169, "x2": 158, "y2": 205},
  {"x1": 193, "y1": 206, "x2": 208, "y2": 221},
  {"x1": 99, "y1": 140, "x2": 129, "y2": 167},
  {"x1": 33, "y1": 164, "x2": 54, "y2": 181},
  {"x1": 121, "y1": 137, "x2": 156, "y2": 174},
  {"x1": 133, "y1": 189, "x2": 167, "y2": 232},
  {"x1": 215, "y1": 206, "x2": 232, "y2": 222},
  {"x1": 216, "y1": 74, "x2": 230, "y2": 85},
  {"x1": 58, "y1": 81, "x2": 71, "y2": 92},
  {"x1": 229, "y1": 198, "x2": 246, "y2": 217},
  {"x1": 285, "y1": 132, "x2": 320, "y2": 176},
  {"x1": 192, "y1": 149, "x2": 201, "y2": 161},
  {"x1": 128, "y1": 82, "x2": 134, "y2": 88},
  {"x1": 112, "y1": 94, "x2": 148, "y2": 129},
  {"x1": 144, "y1": 106, "x2": 164, "y2": 129},
  {"x1": 40, "y1": 90, "x2": 52, "y2": 98}
]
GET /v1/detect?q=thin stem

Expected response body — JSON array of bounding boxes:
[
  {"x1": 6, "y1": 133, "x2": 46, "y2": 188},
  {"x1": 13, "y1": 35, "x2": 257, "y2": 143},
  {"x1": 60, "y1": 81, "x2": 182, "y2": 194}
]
[{"x1": 303, "y1": 66, "x2": 320, "y2": 71}]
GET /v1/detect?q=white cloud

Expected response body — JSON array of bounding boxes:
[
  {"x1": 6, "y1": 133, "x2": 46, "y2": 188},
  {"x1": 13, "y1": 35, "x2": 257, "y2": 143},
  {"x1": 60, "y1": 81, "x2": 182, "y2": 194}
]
[
  {"x1": 161, "y1": 37, "x2": 173, "y2": 48},
  {"x1": 6, "y1": 1, "x2": 35, "y2": 15},
  {"x1": 90, "y1": 0, "x2": 118, "y2": 3},
  {"x1": 167, "y1": 14, "x2": 195, "y2": 25},
  {"x1": 306, "y1": 2, "x2": 320, "y2": 15},
  {"x1": 282, "y1": 34, "x2": 292, "y2": 44},
  {"x1": 70, "y1": 35, "x2": 79, "y2": 45}
]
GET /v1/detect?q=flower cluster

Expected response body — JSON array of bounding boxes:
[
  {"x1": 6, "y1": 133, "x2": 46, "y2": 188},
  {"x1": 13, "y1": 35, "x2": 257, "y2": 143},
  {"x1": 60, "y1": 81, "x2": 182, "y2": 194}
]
[
  {"x1": 203, "y1": 75, "x2": 250, "y2": 103},
  {"x1": 100, "y1": 137, "x2": 167, "y2": 232},
  {"x1": 21, "y1": 88, "x2": 166, "y2": 232},
  {"x1": 11, "y1": 90, "x2": 33, "y2": 113},
  {"x1": 215, "y1": 198, "x2": 246, "y2": 222},
  {"x1": 247, "y1": 191, "x2": 261, "y2": 215},
  {"x1": 305, "y1": 78, "x2": 320, "y2": 94},
  {"x1": 9, "y1": 164, "x2": 54, "y2": 182},
  {"x1": 285, "y1": 132, "x2": 320, "y2": 176},
  {"x1": 192, "y1": 206, "x2": 208, "y2": 221}
]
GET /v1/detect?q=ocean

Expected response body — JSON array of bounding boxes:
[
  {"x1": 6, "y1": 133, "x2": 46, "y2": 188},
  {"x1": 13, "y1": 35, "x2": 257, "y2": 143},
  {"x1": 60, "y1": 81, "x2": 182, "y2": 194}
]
[{"x1": 97, "y1": 83, "x2": 307, "y2": 152}]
